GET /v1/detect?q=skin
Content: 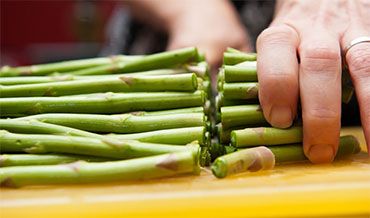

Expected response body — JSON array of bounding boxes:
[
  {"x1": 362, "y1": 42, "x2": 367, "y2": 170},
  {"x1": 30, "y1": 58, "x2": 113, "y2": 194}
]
[
  {"x1": 257, "y1": 0, "x2": 370, "y2": 163},
  {"x1": 126, "y1": 0, "x2": 370, "y2": 163},
  {"x1": 126, "y1": 0, "x2": 251, "y2": 68}
]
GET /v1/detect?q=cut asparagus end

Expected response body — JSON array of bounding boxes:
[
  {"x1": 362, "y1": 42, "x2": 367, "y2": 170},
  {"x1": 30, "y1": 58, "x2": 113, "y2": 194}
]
[{"x1": 211, "y1": 146, "x2": 275, "y2": 178}]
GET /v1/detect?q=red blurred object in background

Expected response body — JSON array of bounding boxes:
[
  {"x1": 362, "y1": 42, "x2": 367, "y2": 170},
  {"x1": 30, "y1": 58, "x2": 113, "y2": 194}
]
[{"x1": 0, "y1": 0, "x2": 116, "y2": 66}]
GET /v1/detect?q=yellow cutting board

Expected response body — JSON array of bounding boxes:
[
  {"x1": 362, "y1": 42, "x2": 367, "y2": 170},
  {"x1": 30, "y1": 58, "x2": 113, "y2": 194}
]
[{"x1": 1, "y1": 127, "x2": 369, "y2": 218}]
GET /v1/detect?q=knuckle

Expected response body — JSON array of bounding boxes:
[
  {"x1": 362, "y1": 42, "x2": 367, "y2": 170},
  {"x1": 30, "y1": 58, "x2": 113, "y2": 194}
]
[
  {"x1": 305, "y1": 107, "x2": 340, "y2": 121},
  {"x1": 300, "y1": 42, "x2": 340, "y2": 61},
  {"x1": 257, "y1": 25, "x2": 298, "y2": 46},
  {"x1": 347, "y1": 45, "x2": 370, "y2": 79},
  {"x1": 300, "y1": 42, "x2": 341, "y2": 74}
]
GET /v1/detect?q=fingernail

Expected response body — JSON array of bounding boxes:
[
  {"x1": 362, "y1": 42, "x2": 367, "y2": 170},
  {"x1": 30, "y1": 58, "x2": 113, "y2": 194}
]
[
  {"x1": 269, "y1": 106, "x2": 293, "y2": 128},
  {"x1": 308, "y1": 144, "x2": 334, "y2": 164}
]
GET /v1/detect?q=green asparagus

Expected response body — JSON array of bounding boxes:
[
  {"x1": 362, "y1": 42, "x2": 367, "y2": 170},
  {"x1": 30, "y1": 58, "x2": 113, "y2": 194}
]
[
  {"x1": 222, "y1": 82, "x2": 259, "y2": 100},
  {"x1": 17, "y1": 113, "x2": 205, "y2": 133},
  {"x1": 221, "y1": 105, "x2": 267, "y2": 129},
  {"x1": 0, "y1": 148, "x2": 200, "y2": 187},
  {"x1": 68, "y1": 47, "x2": 198, "y2": 76},
  {"x1": 0, "y1": 131, "x2": 189, "y2": 159},
  {"x1": 0, "y1": 154, "x2": 109, "y2": 167},
  {"x1": 0, "y1": 91, "x2": 205, "y2": 116},
  {"x1": 0, "y1": 55, "x2": 142, "y2": 77},
  {"x1": 231, "y1": 127, "x2": 303, "y2": 147}
]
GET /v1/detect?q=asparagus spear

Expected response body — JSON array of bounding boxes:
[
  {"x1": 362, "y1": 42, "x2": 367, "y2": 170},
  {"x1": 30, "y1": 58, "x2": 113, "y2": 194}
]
[
  {"x1": 0, "y1": 119, "x2": 100, "y2": 138},
  {"x1": 108, "y1": 127, "x2": 206, "y2": 145},
  {"x1": 223, "y1": 65, "x2": 257, "y2": 82},
  {"x1": 0, "y1": 131, "x2": 189, "y2": 159},
  {"x1": 17, "y1": 113, "x2": 205, "y2": 133},
  {"x1": 221, "y1": 105, "x2": 267, "y2": 129},
  {"x1": 0, "y1": 69, "x2": 188, "y2": 85},
  {"x1": 215, "y1": 93, "x2": 258, "y2": 110},
  {"x1": 269, "y1": 135, "x2": 361, "y2": 163},
  {"x1": 68, "y1": 47, "x2": 198, "y2": 76},
  {"x1": 212, "y1": 146, "x2": 275, "y2": 178},
  {"x1": 0, "y1": 91, "x2": 205, "y2": 116},
  {"x1": 225, "y1": 47, "x2": 244, "y2": 53},
  {"x1": 223, "y1": 52, "x2": 257, "y2": 65},
  {"x1": 0, "y1": 119, "x2": 206, "y2": 146},
  {"x1": 0, "y1": 74, "x2": 198, "y2": 97},
  {"x1": 143, "y1": 106, "x2": 205, "y2": 116},
  {"x1": 231, "y1": 127, "x2": 303, "y2": 147},
  {"x1": 0, "y1": 154, "x2": 109, "y2": 167},
  {"x1": 0, "y1": 148, "x2": 200, "y2": 188},
  {"x1": 212, "y1": 135, "x2": 361, "y2": 178},
  {"x1": 0, "y1": 55, "x2": 142, "y2": 77},
  {"x1": 222, "y1": 82, "x2": 259, "y2": 100}
]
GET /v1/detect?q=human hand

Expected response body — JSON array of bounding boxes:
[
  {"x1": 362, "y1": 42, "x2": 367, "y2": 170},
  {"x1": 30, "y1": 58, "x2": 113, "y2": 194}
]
[
  {"x1": 256, "y1": 0, "x2": 370, "y2": 163},
  {"x1": 165, "y1": 0, "x2": 252, "y2": 68}
]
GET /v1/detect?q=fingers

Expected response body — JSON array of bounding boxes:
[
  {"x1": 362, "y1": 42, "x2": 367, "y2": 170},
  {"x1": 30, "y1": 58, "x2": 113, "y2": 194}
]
[
  {"x1": 256, "y1": 25, "x2": 300, "y2": 128},
  {"x1": 299, "y1": 32, "x2": 342, "y2": 163},
  {"x1": 345, "y1": 43, "x2": 370, "y2": 153}
]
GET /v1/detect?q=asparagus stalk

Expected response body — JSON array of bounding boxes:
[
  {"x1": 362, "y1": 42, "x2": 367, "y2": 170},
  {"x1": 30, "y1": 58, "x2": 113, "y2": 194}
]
[
  {"x1": 0, "y1": 119, "x2": 101, "y2": 138},
  {"x1": 0, "y1": 69, "x2": 188, "y2": 85},
  {"x1": 225, "y1": 47, "x2": 244, "y2": 53},
  {"x1": 0, "y1": 154, "x2": 109, "y2": 167},
  {"x1": 0, "y1": 148, "x2": 200, "y2": 188},
  {"x1": 0, "y1": 91, "x2": 205, "y2": 116},
  {"x1": 212, "y1": 135, "x2": 361, "y2": 178},
  {"x1": 223, "y1": 65, "x2": 257, "y2": 82},
  {"x1": 0, "y1": 55, "x2": 142, "y2": 77},
  {"x1": 212, "y1": 146, "x2": 275, "y2": 178},
  {"x1": 143, "y1": 106, "x2": 205, "y2": 116},
  {"x1": 215, "y1": 93, "x2": 258, "y2": 110},
  {"x1": 269, "y1": 135, "x2": 361, "y2": 163},
  {"x1": 68, "y1": 47, "x2": 198, "y2": 76},
  {"x1": 17, "y1": 113, "x2": 205, "y2": 133},
  {"x1": 0, "y1": 74, "x2": 198, "y2": 97},
  {"x1": 222, "y1": 82, "x2": 259, "y2": 100},
  {"x1": 231, "y1": 127, "x2": 303, "y2": 147},
  {"x1": 223, "y1": 52, "x2": 257, "y2": 65},
  {"x1": 0, "y1": 131, "x2": 190, "y2": 159},
  {"x1": 221, "y1": 105, "x2": 267, "y2": 129},
  {"x1": 185, "y1": 61, "x2": 209, "y2": 79},
  {"x1": 0, "y1": 119, "x2": 206, "y2": 146},
  {"x1": 108, "y1": 127, "x2": 206, "y2": 145}
]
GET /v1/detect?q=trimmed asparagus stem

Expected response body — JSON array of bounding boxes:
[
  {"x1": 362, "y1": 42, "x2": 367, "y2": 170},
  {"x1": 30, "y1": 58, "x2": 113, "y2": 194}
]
[
  {"x1": 223, "y1": 52, "x2": 257, "y2": 65},
  {"x1": 221, "y1": 105, "x2": 267, "y2": 129},
  {"x1": 0, "y1": 74, "x2": 198, "y2": 97},
  {"x1": 211, "y1": 146, "x2": 275, "y2": 178},
  {"x1": 18, "y1": 113, "x2": 205, "y2": 133},
  {"x1": 68, "y1": 47, "x2": 198, "y2": 76},
  {"x1": 223, "y1": 65, "x2": 257, "y2": 82},
  {"x1": 215, "y1": 93, "x2": 258, "y2": 110},
  {"x1": 231, "y1": 127, "x2": 303, "y2": 147},
  {"x1": 0, "y1": 148, "x2": 200, "y2": 188},
  {"x1": 0, "y1": 154, "x2": 109, "y2": 167},
  {"x1": 0, "y1": 91, "x2": 205, "y2": 116},
  {"x1": 108, "y1": 127, "x2": 206, "y2": 146},
  {"x1": 0, "y1": 69, "x2": 188, "y2": 85},
  {"x1": 0, "y1": 131, "x2": 189, "y2": 159},
  {"x1": 269, "y1": 135, "x2": 361, "y2": 163},
  {"x1": 222, "y1": 82, "x2": 259, "y2": 100},
  {"x1": 225, "y1": 47, "x2": 244, "y2": 53},
  {"x1": 212, "y1": 135, "x2": 361, "y2": 178},
  {"x1": 185, "y1": 61, "x2": 209, "y2": 79},
  {"x1": 0, "y1": 119, "x2": 101, "y2": 138},
  {"x1": 143, "y1": 106, "x2": 205, "y2": 116},
  {"x1": 0, "y1": 55, "x2": 142, "y2": 77}
]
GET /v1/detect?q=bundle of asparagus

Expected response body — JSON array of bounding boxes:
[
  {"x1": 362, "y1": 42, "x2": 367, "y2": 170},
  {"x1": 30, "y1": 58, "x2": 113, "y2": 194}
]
[
  {"x1": 210, "y1": 48, "x2": 360, "y2": 178},
  {"x1": 0, "y1": 47, "x2": 212, "y2": 187}
]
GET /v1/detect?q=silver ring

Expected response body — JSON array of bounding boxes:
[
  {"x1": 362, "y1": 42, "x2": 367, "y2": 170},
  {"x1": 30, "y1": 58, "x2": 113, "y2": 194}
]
[{"x1": 344, "y1": 36, "x2": 370, "y2": 56}]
